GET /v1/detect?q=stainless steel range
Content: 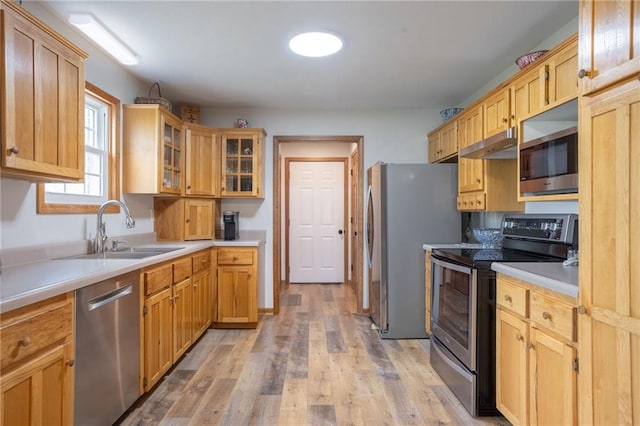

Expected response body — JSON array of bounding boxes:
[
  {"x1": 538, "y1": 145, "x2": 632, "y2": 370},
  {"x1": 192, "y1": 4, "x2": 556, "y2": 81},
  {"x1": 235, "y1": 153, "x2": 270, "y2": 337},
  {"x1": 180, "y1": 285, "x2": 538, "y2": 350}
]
[{"x1": 429, "y1": 214, "x2": 578, "y2": 416}]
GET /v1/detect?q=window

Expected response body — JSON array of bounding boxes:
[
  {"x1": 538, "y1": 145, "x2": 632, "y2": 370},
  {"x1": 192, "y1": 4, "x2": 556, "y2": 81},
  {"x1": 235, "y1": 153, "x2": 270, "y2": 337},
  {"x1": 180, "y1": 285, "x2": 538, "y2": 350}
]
[{"x1": 37, "y1": 82, "x2": 120, "y2": 214}]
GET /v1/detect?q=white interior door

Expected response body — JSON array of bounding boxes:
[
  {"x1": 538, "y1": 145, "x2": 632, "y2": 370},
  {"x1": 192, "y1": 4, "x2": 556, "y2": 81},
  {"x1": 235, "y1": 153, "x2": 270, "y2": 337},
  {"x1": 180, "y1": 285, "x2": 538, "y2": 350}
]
[{"x1": 289, "y1": 161, "x2": 345, "y2": 283}]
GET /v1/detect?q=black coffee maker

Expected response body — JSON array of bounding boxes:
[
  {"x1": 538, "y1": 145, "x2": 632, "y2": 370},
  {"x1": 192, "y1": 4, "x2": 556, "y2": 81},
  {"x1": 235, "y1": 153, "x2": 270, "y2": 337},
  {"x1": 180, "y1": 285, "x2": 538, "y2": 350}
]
[{"x1": 223, "y1": 211, "x2": 240, "y2": 240}]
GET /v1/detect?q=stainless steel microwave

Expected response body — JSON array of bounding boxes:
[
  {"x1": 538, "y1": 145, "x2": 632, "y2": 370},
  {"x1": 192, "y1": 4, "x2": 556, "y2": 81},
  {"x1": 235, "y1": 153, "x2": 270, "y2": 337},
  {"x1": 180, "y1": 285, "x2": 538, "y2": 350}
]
[{"x1": 519, "y1": 126, "x2": 578, "y2": 195}]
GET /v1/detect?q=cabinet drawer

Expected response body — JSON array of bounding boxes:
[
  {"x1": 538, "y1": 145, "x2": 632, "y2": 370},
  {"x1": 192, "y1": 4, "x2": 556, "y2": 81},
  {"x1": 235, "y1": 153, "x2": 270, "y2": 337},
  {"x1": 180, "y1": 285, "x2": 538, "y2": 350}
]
[
  {"x1": 497, "y1": 279, "x2": 529, "y2": 317},
  {"x1": 173, "y1": 257, "x2": 193, "y2": 283},
  {"x1": 1, "y1": 301, "x2": 72, "y2": 370},
  {"x1": 192, "y1": 251, "x2": 211, "y2": 274},
  {"x1": 217, "y1": 249, "x2": 254, "y2": 265},
  {"x1": 473, "y1": 193, "x2": 485, "y2": 210},
  {"x1": 144, "y1": 263, "x2": 173, "y2": 296},
  {"x1": 530, "y1": 292, "x2": 576, "y2": 342}
]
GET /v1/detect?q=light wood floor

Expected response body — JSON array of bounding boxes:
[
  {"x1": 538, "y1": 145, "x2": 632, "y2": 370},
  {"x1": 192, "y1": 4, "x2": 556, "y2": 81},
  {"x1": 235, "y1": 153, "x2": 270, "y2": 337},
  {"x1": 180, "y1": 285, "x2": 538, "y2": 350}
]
[{"x1": 121, "y1": 283, "x2": 507, "y2": 426}]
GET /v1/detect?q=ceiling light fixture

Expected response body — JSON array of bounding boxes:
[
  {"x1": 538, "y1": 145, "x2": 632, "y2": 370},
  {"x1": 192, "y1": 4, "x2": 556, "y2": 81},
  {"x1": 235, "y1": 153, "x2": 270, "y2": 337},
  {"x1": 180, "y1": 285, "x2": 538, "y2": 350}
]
[
  {"x1": 289, "y1": 31, "x2": 343, "y2": 58},
  {"x1": 69, "y1": 13, "x2": 138, "y2": 65}
]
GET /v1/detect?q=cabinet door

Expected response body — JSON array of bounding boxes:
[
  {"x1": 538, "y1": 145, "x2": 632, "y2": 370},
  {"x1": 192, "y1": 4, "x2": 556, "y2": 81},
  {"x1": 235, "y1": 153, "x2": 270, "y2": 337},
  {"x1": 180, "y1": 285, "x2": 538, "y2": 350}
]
[
  {"x1": 192, "y1": 269, "x2": 211, "y2": 340},
  {"x1": 185, "y1": 126, "x2": 218, "y2": 196},
  {"x1": 484, "y1": 88, "x2": 512, "y2": 137},
  {"x1": 160, "y1": 112, "x2": 184, "y2": 194},
  {"x1": 457, "y1": 106, "x2": 484, "y2": 193},
  {"x1": 217, "y1": 266, "x2": 257, "y2": 323},
  {"x1": 578, "y1": 78, "x2": 640, "y2": 425},
  {"x1": 221, "y1": 131, "x2": 262, "y2": 197},
  {"x1": 578, "y1": 0, "x2": 640, "y2": 95},
  {"x1": 529, "y1": 328, "x2": 577, "y2": 426},
  {"x1": 424, "y1": 251, "x2": 432, "y2": 335},
  {"x1": 184, "y1": 199, "x2": 214, "y2": 240},
  {"x1": 1, "y1": 4, "x2": 86, "y2": 182},
  {"x1": 143, "y1": 288, "x2": 173, "y2": 391},
  {"x1": 512, "y1": 66, "x2": 546, "y2": 121},
  {"x1": 172, "y1": 278, "x2": 192, "y2": 361},
  {"x1": 547, "y1": 37, "x2": 578, "y2": 107},
  {"x1": 440, "y1": 121, "x2": 458, "y2": 159},
  {"x1": 427, "y1": 131, "x2": 441, "y2": 163},
  {"x1": 496, "y1": 309, "x2": 529, "y2": 426},
  {"x1": 1, "y1": 343, "x2": 73, "y2": 426}
]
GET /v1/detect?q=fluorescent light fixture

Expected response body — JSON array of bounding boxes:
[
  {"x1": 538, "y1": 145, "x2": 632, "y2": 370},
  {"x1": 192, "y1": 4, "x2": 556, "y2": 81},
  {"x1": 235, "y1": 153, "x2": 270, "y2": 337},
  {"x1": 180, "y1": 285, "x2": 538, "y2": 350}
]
[
  {"x1": 69, "y1": 13, "x2": 138, "y2": 65},
  {"x1": 289, "y1": 32, "x2": 343, "y2": 58}
]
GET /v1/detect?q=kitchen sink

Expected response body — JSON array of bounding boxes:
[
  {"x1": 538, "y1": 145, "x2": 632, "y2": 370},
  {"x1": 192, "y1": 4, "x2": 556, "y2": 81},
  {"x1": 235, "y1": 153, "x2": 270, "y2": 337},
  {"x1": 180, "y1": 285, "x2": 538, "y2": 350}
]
[{"x1": 60, "y1": 246, "x2": 185, "y2": 260}]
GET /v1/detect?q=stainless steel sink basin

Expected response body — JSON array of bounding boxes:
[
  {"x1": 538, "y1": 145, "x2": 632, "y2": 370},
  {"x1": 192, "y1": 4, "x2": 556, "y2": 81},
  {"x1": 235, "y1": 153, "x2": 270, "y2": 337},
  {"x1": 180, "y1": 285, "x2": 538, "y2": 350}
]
[{"x1": 60, "y1": 246, "x2": 185, "y2": 260}]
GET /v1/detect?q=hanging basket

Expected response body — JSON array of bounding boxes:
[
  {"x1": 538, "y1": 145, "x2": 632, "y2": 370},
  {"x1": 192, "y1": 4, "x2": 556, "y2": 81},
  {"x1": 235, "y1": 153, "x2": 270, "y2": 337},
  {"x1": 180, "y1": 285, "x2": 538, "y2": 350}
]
[{"x1": 135, "y1": 82, "x2": 173, "y2": 111}]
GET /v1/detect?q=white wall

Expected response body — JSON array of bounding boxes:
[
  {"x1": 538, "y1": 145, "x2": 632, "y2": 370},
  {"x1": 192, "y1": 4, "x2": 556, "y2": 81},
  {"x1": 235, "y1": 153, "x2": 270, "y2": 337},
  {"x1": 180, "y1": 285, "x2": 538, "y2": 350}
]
[
  {"x1": 0, "y1": 3, "x2": 152, "y2": 249},
  {"x1": 202, "y1": 108, "x2": 440, "y2": 308}
]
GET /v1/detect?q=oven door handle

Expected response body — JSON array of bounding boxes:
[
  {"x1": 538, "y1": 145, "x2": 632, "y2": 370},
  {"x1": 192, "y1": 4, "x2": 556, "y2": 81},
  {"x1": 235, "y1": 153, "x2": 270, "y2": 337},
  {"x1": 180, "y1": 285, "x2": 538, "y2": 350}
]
[{"x1": 431, "y1": 257, "x2": 472, "y2": 275}]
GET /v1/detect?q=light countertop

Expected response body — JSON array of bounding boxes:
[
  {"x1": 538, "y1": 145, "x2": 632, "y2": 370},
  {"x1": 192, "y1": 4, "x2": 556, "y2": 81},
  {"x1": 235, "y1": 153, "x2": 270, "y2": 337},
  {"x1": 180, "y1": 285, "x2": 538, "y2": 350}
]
[
  {"x1": 0, "y1": 235, "x2": 265, "y2": 314},
  {"x1": 491, "y1": 262, "x2": 578, "y2": 298}
]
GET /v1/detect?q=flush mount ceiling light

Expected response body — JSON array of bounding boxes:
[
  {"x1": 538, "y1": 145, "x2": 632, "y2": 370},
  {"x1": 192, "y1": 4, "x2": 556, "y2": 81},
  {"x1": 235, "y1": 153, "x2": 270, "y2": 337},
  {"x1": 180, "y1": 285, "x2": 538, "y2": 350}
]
[
  {"x1": 289, "y1": 31, "x2": 343, "y2": 57},
  {"x1": 69, "y1": 13, "x2": 138, "y2": 65}
]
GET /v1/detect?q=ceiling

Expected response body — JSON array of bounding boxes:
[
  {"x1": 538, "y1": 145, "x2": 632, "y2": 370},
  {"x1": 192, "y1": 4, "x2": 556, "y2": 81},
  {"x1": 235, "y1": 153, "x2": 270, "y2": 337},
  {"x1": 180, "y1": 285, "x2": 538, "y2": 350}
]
[{"x1": 40, "y1": 1, "x2": 578, "y2": 110}]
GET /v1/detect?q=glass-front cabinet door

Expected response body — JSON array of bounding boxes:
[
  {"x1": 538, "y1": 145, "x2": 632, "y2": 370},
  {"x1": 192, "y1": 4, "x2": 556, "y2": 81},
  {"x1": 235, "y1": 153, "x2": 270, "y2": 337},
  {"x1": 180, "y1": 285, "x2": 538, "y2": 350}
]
[
  {"x1": 161, "y1": 116, "x2": 183, "y2": 194},
  {"x1": 220, "y1": 129, "x2": 265, "y2": 197}
]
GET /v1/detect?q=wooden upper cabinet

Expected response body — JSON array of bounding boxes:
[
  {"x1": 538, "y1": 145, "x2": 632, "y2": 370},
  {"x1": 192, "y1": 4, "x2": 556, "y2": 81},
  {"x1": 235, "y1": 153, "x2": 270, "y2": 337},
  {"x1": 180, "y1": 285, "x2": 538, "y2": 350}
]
[
  {"x1": 220, "y1": 129, "x2": 265, "y2": 198},
  {"x1": 511, "y1": 65, "x2": 546, "y2": 122},
  {"x1": 1, "y1": 0, "x2": 88, "y2": 182},
  {"x1": 427, "y1": 120, "x2": 457, "y2": 163},
  {"x1": 579, "y1": 0, "x2": 640, "y2": 95},
  {"x1": 483, "y1": 87, "x2": 512, "y2": 137},
  {"x1": 123, "y1": 104, "x2": 184, "y2": 195},
  {"x1": 184, "y1": 123, "x2": 219, "y2": 197},
  {"x1": 546, "y1": 35, "x2": 579, "y2": 107},
  {"x1": 154, "y1": 197, "x2": 217, "y2": 241},
  {"x1": 457, "y1": 106, "x2": 484, "y2": 193}
]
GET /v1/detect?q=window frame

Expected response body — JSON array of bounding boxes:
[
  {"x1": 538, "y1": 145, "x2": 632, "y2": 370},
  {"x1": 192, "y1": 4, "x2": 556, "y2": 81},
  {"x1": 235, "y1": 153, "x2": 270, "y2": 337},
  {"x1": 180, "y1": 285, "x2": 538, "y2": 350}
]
[{"x1": 37, "y1": 82, "x2": 121, "y2": 214}]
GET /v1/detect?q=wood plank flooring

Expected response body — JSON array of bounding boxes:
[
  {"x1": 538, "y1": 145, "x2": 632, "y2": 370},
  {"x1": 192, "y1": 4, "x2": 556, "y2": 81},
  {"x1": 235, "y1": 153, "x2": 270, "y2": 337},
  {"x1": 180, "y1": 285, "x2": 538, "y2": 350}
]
[{"x1": 121, "y1": 283, "x2": 508, "y2": 426}]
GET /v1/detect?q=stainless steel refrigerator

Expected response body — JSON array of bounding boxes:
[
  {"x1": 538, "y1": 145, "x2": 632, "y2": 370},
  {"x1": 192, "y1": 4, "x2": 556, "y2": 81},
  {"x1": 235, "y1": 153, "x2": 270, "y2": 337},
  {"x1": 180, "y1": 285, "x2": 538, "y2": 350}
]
[{"x1": 367, "y1": 162, "x2": 460, "y2": 339}]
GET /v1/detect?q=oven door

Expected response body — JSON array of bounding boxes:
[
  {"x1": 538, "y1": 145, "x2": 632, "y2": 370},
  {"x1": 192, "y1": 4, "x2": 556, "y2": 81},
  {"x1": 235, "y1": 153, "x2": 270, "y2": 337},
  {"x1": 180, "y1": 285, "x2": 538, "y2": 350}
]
[{"x1": 431, "y1": 257, "x2": 477, "y2": 371}]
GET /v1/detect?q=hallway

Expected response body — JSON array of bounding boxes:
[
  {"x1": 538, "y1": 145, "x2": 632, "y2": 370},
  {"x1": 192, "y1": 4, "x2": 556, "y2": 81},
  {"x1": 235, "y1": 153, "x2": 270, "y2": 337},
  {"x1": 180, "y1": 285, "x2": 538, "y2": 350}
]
[{"x1": 121, "y1": 284, "x2": 506, "y2": 425}]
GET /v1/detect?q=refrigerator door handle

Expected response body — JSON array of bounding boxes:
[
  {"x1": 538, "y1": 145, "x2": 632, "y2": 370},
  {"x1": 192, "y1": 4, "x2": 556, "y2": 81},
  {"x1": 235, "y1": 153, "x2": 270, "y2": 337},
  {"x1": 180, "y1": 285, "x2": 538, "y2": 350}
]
[{"x1": 366, "y1": 184, "x2": 373, "y2": 267}]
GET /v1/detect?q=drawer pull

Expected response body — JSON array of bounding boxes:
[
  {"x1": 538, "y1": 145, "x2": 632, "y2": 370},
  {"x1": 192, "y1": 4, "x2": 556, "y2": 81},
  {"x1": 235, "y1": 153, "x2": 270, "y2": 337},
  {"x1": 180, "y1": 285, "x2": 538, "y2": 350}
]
[
  {"x1": 233, "y1": 257, "x2": 238, "y2": 262},
  {"x1": 516, "y1": 333, "x2": 524, "y2": 341},
  {"x1": 66, "y1": 360, "x2": 75, "y2": 367},
  {"x1": 504, "y1": 295, "x2": 512, "y2": 302},
  {"x1": 18, "y1": 337, "x2": 32, "y2": 347},
  {"x1": 542, "y1": 311, "x2": 551, "y2": 320}
]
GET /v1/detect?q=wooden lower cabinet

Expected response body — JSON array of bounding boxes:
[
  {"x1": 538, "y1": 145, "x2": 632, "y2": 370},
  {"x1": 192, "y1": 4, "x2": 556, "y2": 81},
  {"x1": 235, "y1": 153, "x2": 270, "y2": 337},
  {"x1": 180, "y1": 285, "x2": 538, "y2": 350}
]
[
  {"x1": 214, "y1": 247, "x2": 258, "y2": 327},
  {"x1": 0, "y1": 293, "x2": 75, "y2": 426},
  {"x1": 143, "y1": 287, "x2": 173, "y2": 391},
  {"x1": 142, "y1": 250, "x2": 212, "y2": 391},
  {"x1": 496, "y1": 274, "x2": 577, "y2": 426}
]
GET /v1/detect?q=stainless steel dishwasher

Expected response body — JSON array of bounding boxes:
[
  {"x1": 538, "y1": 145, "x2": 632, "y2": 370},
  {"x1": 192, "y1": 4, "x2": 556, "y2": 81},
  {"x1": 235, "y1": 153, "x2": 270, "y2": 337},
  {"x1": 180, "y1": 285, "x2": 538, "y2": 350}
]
[{"x1": 75, "y1": 270, "x2": 140, "y2": 425}]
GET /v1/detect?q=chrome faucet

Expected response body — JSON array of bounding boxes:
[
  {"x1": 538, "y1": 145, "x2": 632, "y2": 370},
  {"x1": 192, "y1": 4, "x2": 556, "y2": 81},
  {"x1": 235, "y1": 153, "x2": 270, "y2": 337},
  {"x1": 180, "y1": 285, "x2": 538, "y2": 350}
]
[{"x1": 94, "y1": 200, "x2": 136, "y2": 254}]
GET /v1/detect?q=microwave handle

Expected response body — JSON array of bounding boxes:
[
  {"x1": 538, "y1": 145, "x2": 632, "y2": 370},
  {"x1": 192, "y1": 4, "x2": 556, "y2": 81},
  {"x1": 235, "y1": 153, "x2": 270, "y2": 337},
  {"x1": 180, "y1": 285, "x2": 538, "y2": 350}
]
[{"x1": 431, "y1": 257, "x2": 472, "y2": 275}]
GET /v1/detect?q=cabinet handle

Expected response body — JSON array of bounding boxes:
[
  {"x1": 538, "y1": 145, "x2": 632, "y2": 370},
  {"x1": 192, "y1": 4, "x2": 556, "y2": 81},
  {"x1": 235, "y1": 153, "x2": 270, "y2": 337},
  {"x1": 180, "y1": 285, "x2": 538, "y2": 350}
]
[
  {"x1": 193, "y1": 283, "x2": 198, "y2": 288},
  {"x1": 578, "y1": 69, "x2": 590, "y2": 79},
  {"x1": 66, "y1": 359, "x2": 75, "y2": 367},
  {"x1": 510, "y1": 114, "x2": 515, "y2": 120},
  {"x1": 187, "y1": 185, "x2": 191, "y2": 190},
  {"x1": 516, "y1": 333, "x2": 524, "y2": 341},
  {"x1": 18, "y1": 337, "x2": 32, "y2": 347},
  {"x1": 174, "y1": 295, "x2": 180, "y2": 300},
  {"x1": 542, "y1": 311, "x2": 551, "y2": 320},
  {"x1": 185, "y1": 219, "x2": 190, "y2": 223},
  {"x1": 476, "y1": 178, "x2": 481, "y2": 183},
  {"x1": 8, "y1": 146, "x2": 19, "y2": 155},
  {"x1": 528, "y1": 342, "x2": 535, "y2": 350},
  {"x1": 577, "y1": 305, "x2": 587, "y2": 315},
  {"x1": 476, "y1": 200, "x2": 481, "y2": 205},
  {"x1": 504, "y1": 295, "x2": 512, "y2": 302},
  {"x1": 502, "y1": 118, "x2": 508, "y2": 123}
]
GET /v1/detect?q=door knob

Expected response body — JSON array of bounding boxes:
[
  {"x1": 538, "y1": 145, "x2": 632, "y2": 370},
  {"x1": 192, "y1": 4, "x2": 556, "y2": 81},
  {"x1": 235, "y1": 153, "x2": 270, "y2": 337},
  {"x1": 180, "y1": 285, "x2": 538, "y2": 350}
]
[{"x1": 338, "y1": 229, "x2": 343, "y2": 235}]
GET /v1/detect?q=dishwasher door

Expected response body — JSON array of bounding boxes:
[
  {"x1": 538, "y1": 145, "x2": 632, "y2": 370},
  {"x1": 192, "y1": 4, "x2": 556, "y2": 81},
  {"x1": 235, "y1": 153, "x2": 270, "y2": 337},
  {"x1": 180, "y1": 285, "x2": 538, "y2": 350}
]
[{"x1": 75, "y1": 270, "x2": 141, "y2": 425}]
